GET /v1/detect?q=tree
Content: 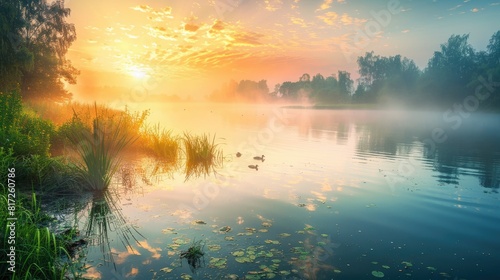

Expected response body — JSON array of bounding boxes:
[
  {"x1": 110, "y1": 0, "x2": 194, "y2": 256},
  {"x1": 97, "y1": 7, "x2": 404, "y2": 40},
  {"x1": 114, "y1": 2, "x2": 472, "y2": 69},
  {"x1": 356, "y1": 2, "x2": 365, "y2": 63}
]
[
  {"x1": 337, "y1": 70, "x2": 353, "y2": 98},
  {"x1": 421, "y1": 34, "x2": 476, "y2": 104},
  {"x1": 0, "y1": 0, "x2": 34, "y2": 92},
  {"x1": 3, "y1": 0, "x2": 79, "y2": 101}
]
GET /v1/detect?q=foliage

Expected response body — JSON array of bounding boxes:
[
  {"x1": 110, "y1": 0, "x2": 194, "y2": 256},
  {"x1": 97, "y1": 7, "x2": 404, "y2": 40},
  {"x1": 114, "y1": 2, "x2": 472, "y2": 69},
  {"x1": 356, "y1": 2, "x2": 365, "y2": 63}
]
[
  {"x1": 0, "y1": 189, "x2": 69, "y2": 279},
  {"x1": 0, "y1": 91, "x2": 55, "y2": 158},
  {"x1": 0, "y1": 0, "x2": 78, "y2": 101},
  {"x1": 354, "y1": 52, "x2": 420, "y2": 105}
]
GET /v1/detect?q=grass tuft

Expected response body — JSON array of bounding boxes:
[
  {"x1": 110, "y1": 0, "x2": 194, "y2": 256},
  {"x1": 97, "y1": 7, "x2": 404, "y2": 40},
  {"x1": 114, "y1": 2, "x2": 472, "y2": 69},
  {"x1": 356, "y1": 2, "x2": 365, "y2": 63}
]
[{"x1": 182, "y1": 133, "x2": 223, "y2": 181}]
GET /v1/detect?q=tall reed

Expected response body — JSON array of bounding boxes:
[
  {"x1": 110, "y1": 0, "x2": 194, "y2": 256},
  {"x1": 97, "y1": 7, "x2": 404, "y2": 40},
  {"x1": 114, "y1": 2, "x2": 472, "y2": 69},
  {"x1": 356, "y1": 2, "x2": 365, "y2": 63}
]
[{"x1": 66, "y1": 104, "x2": 138, "y2": 192}]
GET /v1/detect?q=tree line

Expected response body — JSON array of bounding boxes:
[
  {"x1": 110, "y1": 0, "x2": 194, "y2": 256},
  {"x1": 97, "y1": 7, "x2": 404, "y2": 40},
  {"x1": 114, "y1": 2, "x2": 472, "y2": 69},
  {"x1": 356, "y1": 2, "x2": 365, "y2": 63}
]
[{"x1": 209, "y1": 31, "x2": 500, "y2": 110}]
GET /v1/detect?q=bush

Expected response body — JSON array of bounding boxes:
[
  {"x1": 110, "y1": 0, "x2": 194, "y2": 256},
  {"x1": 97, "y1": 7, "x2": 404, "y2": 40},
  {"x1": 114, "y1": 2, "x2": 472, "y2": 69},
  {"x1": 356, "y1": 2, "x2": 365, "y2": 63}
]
[{"x1": 0, "y1": 91, "x2": 55, "y2": 158}]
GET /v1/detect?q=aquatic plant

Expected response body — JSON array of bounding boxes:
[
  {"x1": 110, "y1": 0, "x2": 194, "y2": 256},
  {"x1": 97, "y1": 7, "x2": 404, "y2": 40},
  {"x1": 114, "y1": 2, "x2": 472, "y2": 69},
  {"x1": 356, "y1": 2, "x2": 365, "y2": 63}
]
[
  {"x1": 65, "y1": 104, "x2": 138, "y2": 191},
  {"x1": 180, "y1": 239, "x2": 205, "y2": 272},
  {"x1": 182, "y1": 133, "x2": 223, "y2": 181},
  {"x1": 141, "y1": 124, "x2": 180, "y2": 162}
]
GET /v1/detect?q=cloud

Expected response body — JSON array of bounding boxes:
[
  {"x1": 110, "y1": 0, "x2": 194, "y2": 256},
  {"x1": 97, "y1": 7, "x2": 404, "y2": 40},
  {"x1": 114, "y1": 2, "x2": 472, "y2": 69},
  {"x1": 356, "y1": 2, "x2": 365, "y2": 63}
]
[
  {"x1": 339, "y1": 13, "x2": 366, "y2": 26},
  {"x1": 264, "y1": 0, "x2": 283, "y2": 11},
  {"x1": 209, "y1": 19, "x2": 225, "y2": 34},
  {"x1": 228, "y1": 31, "x2": 265, "y2": 46},
  {"x1": 448, "y1": 4, "x2": 462, "y2": 11},
  {"x1": 184, "y1": 23, "x2": 200, "y2": 32},
  {"x1": 131, "y1": 5, "x2": 153, "y2": 13},
  {"x1": 291, "y1": 16, "x2": 309, "y2": 27},
  {"x1": 317, "y1": 11, "x2": 339, "y2": 25},
  {"x1": 317, "y1": 0, "x2": 333, "y2": 11}
]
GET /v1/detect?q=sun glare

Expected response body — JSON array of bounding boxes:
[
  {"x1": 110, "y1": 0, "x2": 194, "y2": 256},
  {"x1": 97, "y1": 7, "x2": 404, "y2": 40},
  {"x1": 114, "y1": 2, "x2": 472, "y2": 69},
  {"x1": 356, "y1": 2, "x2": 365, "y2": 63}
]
[{"x1": 128, "y1": 65, "x2": 148, "y2": 79}]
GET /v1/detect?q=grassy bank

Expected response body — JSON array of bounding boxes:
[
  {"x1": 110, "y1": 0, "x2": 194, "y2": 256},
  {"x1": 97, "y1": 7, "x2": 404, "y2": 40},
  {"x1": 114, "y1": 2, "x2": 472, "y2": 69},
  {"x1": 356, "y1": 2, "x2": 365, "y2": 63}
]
[{"x1": 1, "y1": 90, "x2": 224, "y2": 279}]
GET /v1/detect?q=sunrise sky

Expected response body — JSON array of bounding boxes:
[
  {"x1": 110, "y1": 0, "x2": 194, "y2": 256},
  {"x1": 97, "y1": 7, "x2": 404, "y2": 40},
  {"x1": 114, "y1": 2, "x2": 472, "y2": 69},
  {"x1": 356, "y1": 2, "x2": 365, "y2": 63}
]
[{"x1": 65, "y1": 0, "x2": 500, "y2": 102}]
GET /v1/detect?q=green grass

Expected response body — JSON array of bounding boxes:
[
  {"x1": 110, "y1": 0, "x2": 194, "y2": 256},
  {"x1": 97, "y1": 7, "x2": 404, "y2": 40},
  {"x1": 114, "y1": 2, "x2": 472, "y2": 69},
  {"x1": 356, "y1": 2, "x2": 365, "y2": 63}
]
[
  {"x1": 182, "y1": 133, "x2": 223, "y2": 181},
  {"x1": 0, "y1": 189, "x2": 73, "y2": 280}
]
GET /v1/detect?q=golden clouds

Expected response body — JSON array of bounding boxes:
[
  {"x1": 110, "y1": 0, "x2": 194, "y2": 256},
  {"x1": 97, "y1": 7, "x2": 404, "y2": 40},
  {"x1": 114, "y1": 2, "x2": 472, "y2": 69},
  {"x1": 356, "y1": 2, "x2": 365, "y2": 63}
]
[
  {"x1": 317, "y1": 12, "x2": 366, "y2": 27},
  {"x1": 318, "y1": 0, "x2": 333, "y2": 11},
  {"x1": 184, "y1": 23, "x2": 200, "y2": 32}
]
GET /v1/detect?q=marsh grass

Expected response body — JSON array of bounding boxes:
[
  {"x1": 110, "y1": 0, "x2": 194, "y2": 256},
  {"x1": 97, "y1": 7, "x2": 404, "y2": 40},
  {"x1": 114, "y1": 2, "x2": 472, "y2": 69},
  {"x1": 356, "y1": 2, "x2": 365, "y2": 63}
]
[
  {"x1": 141, "y1": 124, "x2": 180, "y2": 163},
  {"x1": 182, "y1": 133, "x2": 224, "y2": 181},
  {"x1": 65, "y1": 104, "x2": 139, "y2": 192}
]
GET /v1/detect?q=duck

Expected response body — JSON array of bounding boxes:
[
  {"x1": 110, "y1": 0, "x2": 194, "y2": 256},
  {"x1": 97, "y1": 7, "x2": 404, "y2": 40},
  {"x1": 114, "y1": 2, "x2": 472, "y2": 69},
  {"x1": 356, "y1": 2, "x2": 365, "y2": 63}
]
[
  {"x1": 236, "y1": 152, "x2": 242, "y2": 157},
  {"x1": 253, "y1": 155, "x2": 265, "y2": 161},
  {"x1": 248, "y1": 165, "x2": 258, "y2": 170}
]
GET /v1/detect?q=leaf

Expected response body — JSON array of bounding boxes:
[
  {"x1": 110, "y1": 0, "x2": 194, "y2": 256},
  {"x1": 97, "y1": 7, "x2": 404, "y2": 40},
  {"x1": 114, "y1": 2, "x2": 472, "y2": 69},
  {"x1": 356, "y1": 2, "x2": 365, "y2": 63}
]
[{"x1": 371, "y1": 271, "x2": 385, "y2": 278}]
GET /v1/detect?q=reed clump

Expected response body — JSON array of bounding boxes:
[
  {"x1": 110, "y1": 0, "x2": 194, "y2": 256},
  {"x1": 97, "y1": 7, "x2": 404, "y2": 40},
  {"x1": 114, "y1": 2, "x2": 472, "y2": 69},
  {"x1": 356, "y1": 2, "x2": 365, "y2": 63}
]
[
  {"x1": 182, "y1": 133, "x2": 223, "y2": 180},
  {"x1": 141, "y1": 124, "x2": 180, "y2": 163},
  {"x1": 63, "y1": 104, "x2": 139, "y2": 192}
]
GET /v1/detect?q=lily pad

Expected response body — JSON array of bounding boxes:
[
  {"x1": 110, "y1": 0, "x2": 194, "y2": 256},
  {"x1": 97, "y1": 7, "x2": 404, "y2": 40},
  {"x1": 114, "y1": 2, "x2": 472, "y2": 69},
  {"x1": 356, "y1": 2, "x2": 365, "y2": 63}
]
[
  {"x1": 334, "y1": 269, "x2": 341, "y2": 273},
  {"x1": 232, "y1": 251, "x2": 245, "y2": 257},
  {"x1": 279, "y1": 233, "x2": 291, "y2": 237},
  {"x1": 208, "y1": 244, "x2": 221, "y2": 251},
  {"x1": 193, "y1": 220, "x2": 206, "y2": 225},
  {"x1": 235, "y1": 256, "x2": 251, "y2": 263},
  {"x1": 160, "y1": 267, "x2": 172, "y2": 273},
  {"x1": 219, "y1": 226, "x2": 232, "y2": 233},
  {"x1": 209, "y1": 257, "x2": 227, "y2": 269},
  {"x1": 382, "y1": 265, "x2": 390, "y2": 269},
  {"x1": 401, "y1": 261, "x2": 413, "y2": 267},
  {"x1": 304, "y1": 225, "x2": 315, "y2": 231},
  {"x1": 262, "y1": 222, "x2": 272, "y2": 227},
  {"x1": 225, "y1": 236, "x2": 235, "y2": 241},
  {"x1": 180, "y1": 274, "x2": 193, "y2": 279},
  {"x1": 371, "y1": 271, "x2": 385, "y2": 278},
  {"x1": 426, "y1": 266, "x2": 436, "y2": 271},
  {"x1": 161, "y1": 228, "x2": 176, "y2": 234}
]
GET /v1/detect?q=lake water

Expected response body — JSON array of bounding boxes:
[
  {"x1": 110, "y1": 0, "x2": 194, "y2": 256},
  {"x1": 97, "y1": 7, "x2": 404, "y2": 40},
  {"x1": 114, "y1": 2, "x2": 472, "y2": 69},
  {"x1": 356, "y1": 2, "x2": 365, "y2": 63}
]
[{"x1": 68, "y1": 104, "x2": 500, "y2": 280}]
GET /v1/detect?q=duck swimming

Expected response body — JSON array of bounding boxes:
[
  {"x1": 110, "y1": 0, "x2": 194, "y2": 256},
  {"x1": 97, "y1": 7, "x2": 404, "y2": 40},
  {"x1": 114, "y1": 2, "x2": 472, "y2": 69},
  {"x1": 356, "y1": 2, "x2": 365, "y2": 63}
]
[
  {"x1": 253, "y1": 155, "x2": 265, "y2": 161},
  {"x1": 248, "y1": 165, "x2": 258, "y2": 170}
]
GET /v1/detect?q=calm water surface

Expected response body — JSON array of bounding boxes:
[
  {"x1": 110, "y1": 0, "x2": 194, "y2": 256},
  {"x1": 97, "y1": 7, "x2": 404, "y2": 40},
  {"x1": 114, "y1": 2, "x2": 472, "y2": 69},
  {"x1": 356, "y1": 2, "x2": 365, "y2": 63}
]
[{"x1": 69, "y1": 104, "x2": 500, "y2": 280}]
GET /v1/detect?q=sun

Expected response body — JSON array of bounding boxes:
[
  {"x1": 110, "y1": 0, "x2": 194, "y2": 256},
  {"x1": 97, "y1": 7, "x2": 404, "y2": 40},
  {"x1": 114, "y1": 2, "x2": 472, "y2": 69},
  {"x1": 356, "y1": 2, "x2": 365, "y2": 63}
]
[{"x1": 128, "y1": 65, "x2": 148, "y2": 79}]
